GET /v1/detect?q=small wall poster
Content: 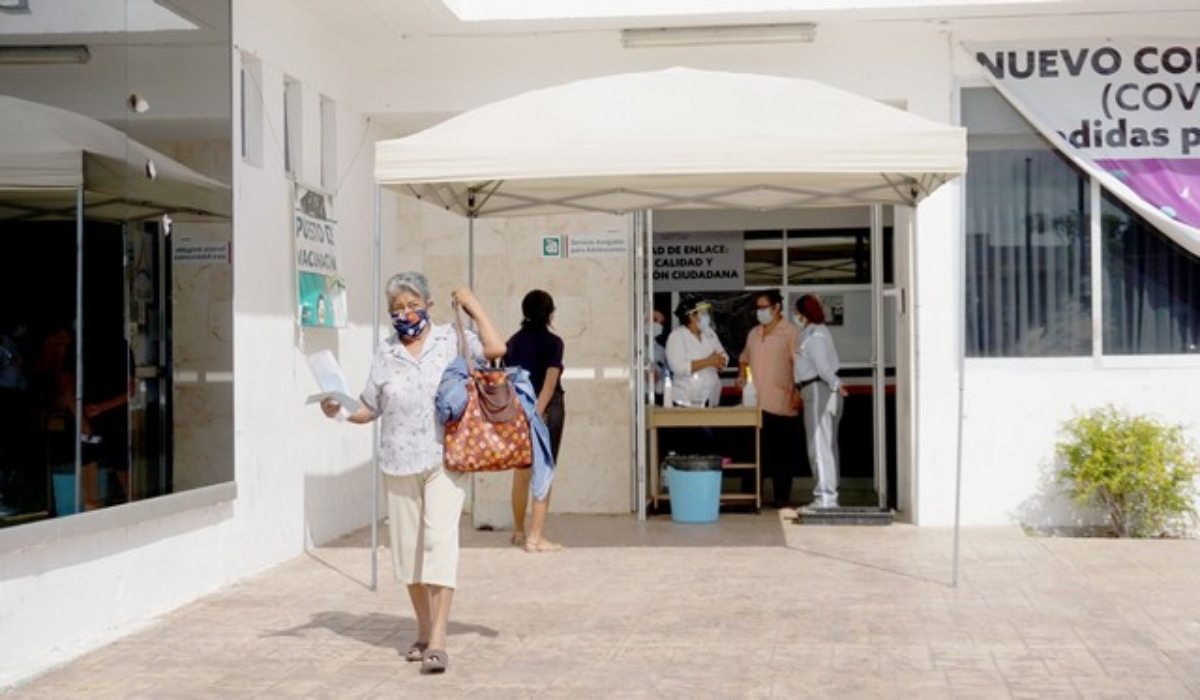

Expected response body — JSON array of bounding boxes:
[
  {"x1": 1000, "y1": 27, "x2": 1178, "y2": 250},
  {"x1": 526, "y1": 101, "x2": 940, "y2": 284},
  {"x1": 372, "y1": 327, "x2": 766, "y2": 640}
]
[{"x1": 293, "y1": 184, "x2": 346, "y2": 328}]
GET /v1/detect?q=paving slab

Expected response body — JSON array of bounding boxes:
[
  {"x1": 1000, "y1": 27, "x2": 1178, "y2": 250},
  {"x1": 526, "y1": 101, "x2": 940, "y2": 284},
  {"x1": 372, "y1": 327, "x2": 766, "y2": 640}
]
[{"x1": 5, "y1": 511, "x2": 1200, "y2": 698}]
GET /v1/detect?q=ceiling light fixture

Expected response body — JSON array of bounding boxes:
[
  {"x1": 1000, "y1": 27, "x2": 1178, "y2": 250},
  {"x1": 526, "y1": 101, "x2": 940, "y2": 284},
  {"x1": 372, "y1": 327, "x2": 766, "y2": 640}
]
[
  {"x1": 621, "y1": 23, "x2": 816, "y2": 49},
  {"x1": 0, "y1": 45, "x2": 91, "y2": 65}
]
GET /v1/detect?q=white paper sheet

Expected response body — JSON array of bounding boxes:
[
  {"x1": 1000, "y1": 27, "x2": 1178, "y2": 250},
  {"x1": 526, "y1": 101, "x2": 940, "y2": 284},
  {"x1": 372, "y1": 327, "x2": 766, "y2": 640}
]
[{"x1": 305, "y1": 350, "x2": 361, "y2": 413}]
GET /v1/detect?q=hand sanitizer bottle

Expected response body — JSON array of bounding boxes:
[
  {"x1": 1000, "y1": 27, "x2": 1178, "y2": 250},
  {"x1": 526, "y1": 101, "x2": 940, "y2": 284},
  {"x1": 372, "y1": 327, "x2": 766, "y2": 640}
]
[
  {"x1": 742, "y1": 367, "x2": 758, "y2": 407},
  {"x1": 662, "y1": 373, "x2": 673, "y2": 408}
]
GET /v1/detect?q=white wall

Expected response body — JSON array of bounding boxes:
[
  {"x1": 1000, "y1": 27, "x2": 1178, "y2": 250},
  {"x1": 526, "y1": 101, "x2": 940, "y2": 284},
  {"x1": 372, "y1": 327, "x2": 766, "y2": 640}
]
[
  {"x1": 951, "y1": 361, "x2": 1200, "y2": 527},
  {"x1": 230, "y1": 0, "x2": 398, "y2": 557},
  {"x1": 923, "y1": 13, "x2": 1200, "y2": 527},
  {"x1": 0, "y1": 0, "x2": 395, "y2": 683}
]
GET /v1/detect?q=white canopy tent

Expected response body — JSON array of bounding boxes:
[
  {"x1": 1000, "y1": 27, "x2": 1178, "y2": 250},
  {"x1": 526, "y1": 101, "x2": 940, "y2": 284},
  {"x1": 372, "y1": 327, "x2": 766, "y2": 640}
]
[
  {"x1": 376, "y1": 67, "x2": 964, "y2": 217},
  {"x1": 0, "y1": 95, "x2": 231, "y2": 222},
  {"x1": 373, "y1": 66, "x2": 969, "y2": 583}
]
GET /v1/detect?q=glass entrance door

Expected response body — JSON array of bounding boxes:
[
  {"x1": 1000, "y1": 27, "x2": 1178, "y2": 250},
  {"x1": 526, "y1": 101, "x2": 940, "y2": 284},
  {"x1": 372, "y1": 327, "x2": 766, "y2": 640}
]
[
  {"x1": 0, "y1": 218, "x2": 171, "y2": 522},
  {"x1": 127, "y1": 221, "x2": 171, "y2": 502},
  {"x1": 642, "y1": 207, "x2": 900, "y2": 511}
]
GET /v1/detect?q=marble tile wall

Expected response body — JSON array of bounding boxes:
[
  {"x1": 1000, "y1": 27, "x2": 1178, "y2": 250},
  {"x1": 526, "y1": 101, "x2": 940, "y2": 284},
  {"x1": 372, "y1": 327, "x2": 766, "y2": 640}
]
[
  {"x1": 172, "y1": 221, "x2": 234, "y2": 490},
  {"x1": 392, "y1": 198, "x2": 635, "y2": 526}
]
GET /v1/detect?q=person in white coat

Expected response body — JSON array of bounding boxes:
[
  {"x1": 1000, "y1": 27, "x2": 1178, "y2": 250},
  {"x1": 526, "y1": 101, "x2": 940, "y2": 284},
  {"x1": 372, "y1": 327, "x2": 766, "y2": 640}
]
[
  {"x1": 665, "y1": 300, "x2": 727, "y2": 408},
  {"x1": 793, "y1": 294, "x2": 848, "y2": 509}
]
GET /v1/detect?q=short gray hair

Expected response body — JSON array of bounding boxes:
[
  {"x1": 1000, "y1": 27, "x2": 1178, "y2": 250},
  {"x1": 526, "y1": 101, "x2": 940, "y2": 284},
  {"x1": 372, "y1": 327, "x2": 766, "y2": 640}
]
[{"x1": 385, "y1": 271, "x2": 431, "y2": 307}]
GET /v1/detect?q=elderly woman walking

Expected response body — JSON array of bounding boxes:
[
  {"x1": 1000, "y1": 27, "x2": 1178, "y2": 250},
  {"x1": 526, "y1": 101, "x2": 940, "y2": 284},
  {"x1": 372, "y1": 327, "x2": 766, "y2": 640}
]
[{"x1": 319, "y1": 271, "x2": 505, "y2": 675}]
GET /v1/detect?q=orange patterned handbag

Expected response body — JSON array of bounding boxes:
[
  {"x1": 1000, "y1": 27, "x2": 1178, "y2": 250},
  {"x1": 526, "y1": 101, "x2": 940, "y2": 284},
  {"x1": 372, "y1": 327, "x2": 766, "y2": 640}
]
[{"x1": 442, "y1": 305, "x2": 533, "y2": 472}]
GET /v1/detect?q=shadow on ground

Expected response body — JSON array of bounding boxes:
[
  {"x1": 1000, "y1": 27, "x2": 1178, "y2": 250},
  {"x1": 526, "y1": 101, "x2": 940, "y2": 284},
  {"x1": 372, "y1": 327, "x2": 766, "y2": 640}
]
[{"x1": 263, "y1": 611, "x2": 498, "y2": 652}]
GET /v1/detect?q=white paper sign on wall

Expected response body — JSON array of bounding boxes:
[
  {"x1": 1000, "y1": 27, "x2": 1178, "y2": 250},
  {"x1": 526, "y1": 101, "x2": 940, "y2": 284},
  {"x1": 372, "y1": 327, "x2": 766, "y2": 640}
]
[
  {"x1": 173, "y1": 240, "x2": 230, "y2": 264},
  {"x1": 541, "y1": 232, "x2": 629, "y2": 258},
  {"x1": 652, "y1": 231, "x2": 744, "y2": 291}
]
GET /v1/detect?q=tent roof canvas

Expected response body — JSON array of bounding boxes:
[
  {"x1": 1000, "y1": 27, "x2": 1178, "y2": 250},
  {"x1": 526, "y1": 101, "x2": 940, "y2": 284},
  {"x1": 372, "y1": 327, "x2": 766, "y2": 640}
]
[
  {"x1": 375, "y1": 67, "x2": 967, "y2": 218},
  {"x1": 0, "y1": 95, "x2": 231, "y2": 222}
]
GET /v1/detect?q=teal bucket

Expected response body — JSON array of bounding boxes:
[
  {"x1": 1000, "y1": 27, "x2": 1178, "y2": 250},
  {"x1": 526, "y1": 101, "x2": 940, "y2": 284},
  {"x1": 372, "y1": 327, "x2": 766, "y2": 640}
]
[
  {"x1": 666, "y1": 463, "x2": 722, "y2": 523},
  {"x1": 52, "y1": 469, "x2": 107, "y2": 516},
  {"x1": 52, "y1": 473, "x2": 78, "y2": 516}
]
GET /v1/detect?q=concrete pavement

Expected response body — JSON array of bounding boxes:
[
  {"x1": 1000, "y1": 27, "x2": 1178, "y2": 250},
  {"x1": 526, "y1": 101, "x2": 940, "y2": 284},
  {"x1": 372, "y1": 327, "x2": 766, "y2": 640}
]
[{"x1": 5, "y1": 510, "x2": 1200, "y2": 698}]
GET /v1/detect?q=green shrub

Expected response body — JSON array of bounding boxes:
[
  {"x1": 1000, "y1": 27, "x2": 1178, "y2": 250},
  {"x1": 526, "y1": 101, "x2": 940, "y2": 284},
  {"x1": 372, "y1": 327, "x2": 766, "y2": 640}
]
[{"x1": 1055, "y1": 405, "x2": 1200, "y2": 538}]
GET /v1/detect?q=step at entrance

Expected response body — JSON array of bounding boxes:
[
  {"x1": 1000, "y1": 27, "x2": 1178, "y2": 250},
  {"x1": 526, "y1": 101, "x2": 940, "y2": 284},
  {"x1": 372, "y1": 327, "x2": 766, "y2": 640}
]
[{"x1": 795, "y1": 506, "x2": 894, "y2": 526}]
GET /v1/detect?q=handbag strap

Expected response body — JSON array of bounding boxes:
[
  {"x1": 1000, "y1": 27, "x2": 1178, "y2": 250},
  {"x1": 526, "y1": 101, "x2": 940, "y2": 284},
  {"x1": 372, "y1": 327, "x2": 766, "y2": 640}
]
[
  {"x1": 453, "y1": 301, "x2": 507, "y2": 372},
  {"x1": 452, "y1": 302, "x2": 474, "y2": 373}
]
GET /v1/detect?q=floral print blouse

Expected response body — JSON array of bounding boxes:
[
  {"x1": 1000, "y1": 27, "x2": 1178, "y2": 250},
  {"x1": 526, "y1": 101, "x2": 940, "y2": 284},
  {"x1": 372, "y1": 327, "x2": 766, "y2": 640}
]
[{"x1": 360, "y1": 323, "x2": 483, "y2": 476}]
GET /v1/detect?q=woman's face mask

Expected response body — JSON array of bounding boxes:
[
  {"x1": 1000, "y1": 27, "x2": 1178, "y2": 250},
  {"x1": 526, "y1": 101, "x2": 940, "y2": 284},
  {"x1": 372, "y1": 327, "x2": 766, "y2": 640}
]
[
  {"x1": 756, "y1": 308, "x2": 775, "y2": 326},
  {"x1": 650, "y1": 322, "x2": 663, "y2": 338},
  {"x1": 697, "y1": 313, "x2": 712, "y2": 331},
  {"x1": 391, "y1": 308, "x2": 430, "y2": 339},
  {"x1": 795, "y1": 315, "x2": 808, "y2": 329}
]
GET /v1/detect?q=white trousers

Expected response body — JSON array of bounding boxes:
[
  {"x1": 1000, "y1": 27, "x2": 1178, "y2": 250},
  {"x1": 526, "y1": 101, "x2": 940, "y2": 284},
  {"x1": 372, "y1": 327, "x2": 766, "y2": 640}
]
[
  {"x1": 384, "y1": 466, "x2": 466, "y2": 588},
  {"x1": 801, "y1": 382, "x2": 841, "y2": 507}
]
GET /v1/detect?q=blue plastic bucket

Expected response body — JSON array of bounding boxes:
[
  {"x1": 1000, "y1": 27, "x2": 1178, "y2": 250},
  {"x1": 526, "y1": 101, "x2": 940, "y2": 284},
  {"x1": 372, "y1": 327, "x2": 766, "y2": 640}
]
[
  {"x1": 51, "y1": 468, "x2": 107, "y2": 516},
  {"x1": 52, "y1": 473, "x2": 77, "y2": 516},
  {"x1": 667, "y1": 466, "x2": 721, "y2": 523}
]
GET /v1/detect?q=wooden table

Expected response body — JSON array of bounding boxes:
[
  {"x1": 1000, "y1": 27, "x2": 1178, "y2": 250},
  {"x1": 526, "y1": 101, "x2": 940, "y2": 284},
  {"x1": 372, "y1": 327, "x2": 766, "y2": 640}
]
[{"x1": 648, "y1": 405, "x2": 761, "y2": 512}]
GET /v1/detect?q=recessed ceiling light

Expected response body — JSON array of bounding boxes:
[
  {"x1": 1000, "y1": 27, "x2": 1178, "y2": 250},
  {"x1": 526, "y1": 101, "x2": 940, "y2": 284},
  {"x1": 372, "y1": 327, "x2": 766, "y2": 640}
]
[
  {"x1": 621, "y1": 23, "x2": 816, "y2": 49},
  {"x1": 0, "y1": 45, "x2": 90, "y2": 64}
]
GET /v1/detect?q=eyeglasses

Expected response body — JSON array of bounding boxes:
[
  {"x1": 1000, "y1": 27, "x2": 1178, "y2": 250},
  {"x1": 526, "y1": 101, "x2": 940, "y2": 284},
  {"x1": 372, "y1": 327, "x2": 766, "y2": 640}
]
[
  {"x1": 391, "y1": 301, "x2": 426, "y2": 313},
  {"x1": 754, "y1": 304, "x2": 774, "y2": 310}
]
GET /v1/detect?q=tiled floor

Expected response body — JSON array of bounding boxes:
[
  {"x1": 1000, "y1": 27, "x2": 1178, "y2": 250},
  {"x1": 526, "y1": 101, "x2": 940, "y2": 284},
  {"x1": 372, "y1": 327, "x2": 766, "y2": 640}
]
[{"x1": 6, "y1": 510, "x2": 1200, "y2": 698}]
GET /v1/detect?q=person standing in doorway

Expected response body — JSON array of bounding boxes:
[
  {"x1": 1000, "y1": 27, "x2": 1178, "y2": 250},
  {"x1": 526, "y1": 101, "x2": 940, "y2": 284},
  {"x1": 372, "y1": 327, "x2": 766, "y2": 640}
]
[
  {"x1": 737, "y1": 290, "x2": 802, "y2": 509},
  {"x1": 505, "y1": 290, "x2": 565, "y2": 553},
  {"x1": 67, "y1": 330, "x2": 134, "y2": 510},
  {"x1": 32, "y1": 324, "x2": 74, "y2": 476},
  {"x1": 794, "y1": 294, "x2": 847, "y2": 509},
  {"x1": 320, "y1": 272, "x2": 506, "y2": 674},
  {"x1": 665, "y1": 300, "x2": 727, "y2": 408}
]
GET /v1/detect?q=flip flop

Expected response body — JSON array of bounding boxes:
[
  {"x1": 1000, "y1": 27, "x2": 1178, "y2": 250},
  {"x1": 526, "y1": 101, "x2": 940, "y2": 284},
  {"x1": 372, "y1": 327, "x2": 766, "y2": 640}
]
[
  {"x1": 404, "y1": 641, "x2": 428, "y2": 663},
  {"x1": 524, "y1": 538, "x2": 564, "y2": 553},
  {"x1": 421, "y1": 648, "x2": 449, "y2": 674}
]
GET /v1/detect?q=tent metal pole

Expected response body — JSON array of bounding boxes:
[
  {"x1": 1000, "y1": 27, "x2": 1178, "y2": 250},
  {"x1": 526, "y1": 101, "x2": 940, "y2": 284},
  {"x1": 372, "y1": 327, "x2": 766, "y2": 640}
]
[
  {"x1": 120, "y1": 221, "x2": 132, "y2": 506},
  {"x1": 468, "y1": 215, "x2": 475, "y2": 287},
  {"x1": 370, "y1": 184, "x2": 382, "y2": 591},
  {"x1": 467, "y1": 214, "x2": 477, "y2": 524},
  {"x1": 952, "y1": 193, "x2": 966, "y2": 589},
  {"x1": 870, "y1": 205, "x2": 887, "y2": 510},
  {"x1": 632, "y1": 210, "x2": 650, "y2": 522}
]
